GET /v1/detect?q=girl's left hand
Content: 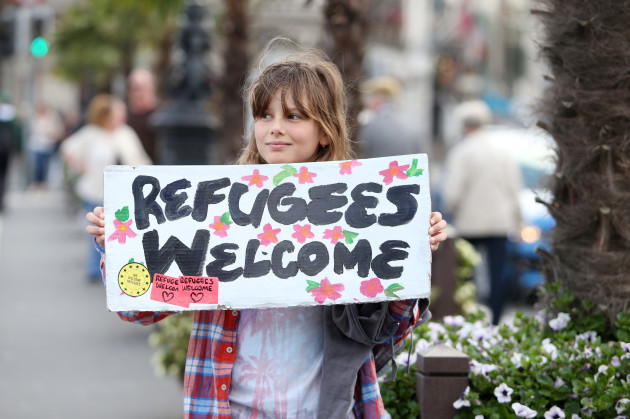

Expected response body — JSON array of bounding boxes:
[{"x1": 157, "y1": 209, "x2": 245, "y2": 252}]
[{"x1": 429, "y1": 212, "x2": 448, "y2": 252}]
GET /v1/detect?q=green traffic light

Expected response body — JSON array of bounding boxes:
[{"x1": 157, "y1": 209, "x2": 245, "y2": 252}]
[{"x1": 30, "y1": 36, "x2": 49, "y2": 58}]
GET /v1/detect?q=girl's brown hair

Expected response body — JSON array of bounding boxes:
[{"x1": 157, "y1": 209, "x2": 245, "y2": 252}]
[
  {"x1": 238, "y1": 52, "x2": 352, "y2": 164},
  {"x1": 87, "y1": 94, "x2": 121, "y2": 128}
]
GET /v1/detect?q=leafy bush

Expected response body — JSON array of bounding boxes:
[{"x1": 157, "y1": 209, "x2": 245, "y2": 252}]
[
  {"x1": 381, "y1": 287, "x2": 630, "y2": 418},
  {"x1": 149, "y1": 311, "x2": 194, "y2": 383}
]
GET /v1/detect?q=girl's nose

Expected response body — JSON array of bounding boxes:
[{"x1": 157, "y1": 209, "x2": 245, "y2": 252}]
[{"x1": 270, "y1": 118, "x2": 285, "y2": 135}]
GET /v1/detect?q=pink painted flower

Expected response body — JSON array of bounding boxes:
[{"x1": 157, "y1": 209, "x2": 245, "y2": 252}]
[
  {"x1": 293, "y1": 166, "x2": 317, "y2": 184},
  {"x1": 339, "y1": 160, "x2": 362, "y2": 175},
  {"x1": 209, "y1": 216, "x2": 230, "y2": 238},
  {"x1": 379, "y1": 160, "x2": 410, "y2": 185},
  {"x1": 309, "y1": 278, "x2": 345, "y2": 304},
  {"x1": 360, "y1": 277, "x2": 384, "y2": 298},
  {"x1": 292, "y1": 224, "x2": 314, "y2": 244},
  {"x1": 323, "y1": 226, "x2": 345, "y2": 244},
  {"x1": 241, "y1": 169, "x2": 269, "y2": 188},
  {"x1": 107, "y1": 219, "x2": 137, "y2": 244},
  {"x1": 257, "y1": 223, "x2": 281, "y2": 246}
]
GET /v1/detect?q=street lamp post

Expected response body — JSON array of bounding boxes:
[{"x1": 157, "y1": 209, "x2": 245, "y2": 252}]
[{"x1": 152, "y1": 0, "x2": 216, "y2": 165}]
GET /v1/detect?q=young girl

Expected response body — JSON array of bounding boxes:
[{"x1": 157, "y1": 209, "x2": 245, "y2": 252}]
[{"x1": 87, "y1": 52, "x2": 447, "y2": 419}]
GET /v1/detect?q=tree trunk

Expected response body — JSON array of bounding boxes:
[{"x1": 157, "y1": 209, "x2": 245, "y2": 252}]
[
  {"x1": 323, "y1": 0, "x2": 371, "y2": 157},
  {"x1": 219, "y1": 0, "x2": 249, "y2": 164},
  {"x1": 536, "y1": 0, "x2": 630, "y2": 325}
]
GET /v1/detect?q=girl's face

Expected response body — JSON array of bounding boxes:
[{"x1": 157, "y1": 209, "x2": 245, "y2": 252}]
[{"x1": 254, "y1": 90, "x2": 329, "y2": 164}]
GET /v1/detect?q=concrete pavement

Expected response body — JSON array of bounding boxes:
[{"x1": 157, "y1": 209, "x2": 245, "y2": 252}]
[{"x1": 0, "y1": 189, "x2": 182, "y2": 419}]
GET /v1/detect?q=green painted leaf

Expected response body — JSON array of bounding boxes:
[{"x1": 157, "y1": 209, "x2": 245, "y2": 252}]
[
  {"x1": 342, "y1": 230, "x2": 359, "y2": 244},
  {"x1": 306, "y1": 280, "x2": 320, "y2": 292},
  {"x1": 405, "y1": 159, "x2": 424, "y2": 177},
  {"x1": 115, "y1": 206, "x2": 130, "y2": 222},
  {"x1": 273, "y1": 166, "x2": 298, "y2": 186},
  {"x1": 384, "y1": 283, "x2": 404, "y2": 298},
  {"x1": 128, "y1": 258, "x2": 134, "y2": 263},
  {"x1": 220, "y1": 212, "x2": 233, "y2": 225},
  {"x1": 384, "y1": 289, "x2": 400, "y2": 299}
]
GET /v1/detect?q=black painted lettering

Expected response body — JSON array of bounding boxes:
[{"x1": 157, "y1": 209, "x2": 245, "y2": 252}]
[
  {"x1": 307, "y1": 183, "x2": 348, "y2": 225},
  {"x1": 160, "y1": 178, "x2": 193, "y2": 221},
  {"x1": 142, "y1": 229, "x2": 210, "y2": 277},
  {"x1": 205, "y1": 243, "x2": 243, "y2": 282},
  {"x1": 243, "y1": 239, "x2": 272, "y2": 278},
  {"x1": 133, "y1": 175, "x2": 166, "y2": 230},
  {"x1": 192, "y1": 178, "x2": 230, "y2": 222},
  {"x1": 271, "y1": 240, "x2": 298, "y2": 279},
  {"x1": 378, "y1": 184, "x2": 420, "y2": 227},
  {"x1": 267, "y1": 183, "x2": 307, "y2": 225},
  {"x1": 297, "y1": 241, "x2": 329, "y2": 276},
  {"x1": 228, "y1": 182, "x2": 269, "y2": 228},
  {"x1": 345, "y1": 182, "x2": 382, "y2": 228},
  {"x1": 371, "y1": 240, "x2": 410, "y2": 279},
  {"x1": 333, "y1": 239, "x2": 372, "y2": 277}
]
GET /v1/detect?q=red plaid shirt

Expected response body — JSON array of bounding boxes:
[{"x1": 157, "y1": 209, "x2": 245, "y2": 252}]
[{"x1": 117, "y1": 300, "x2": 418, "y2": 419}]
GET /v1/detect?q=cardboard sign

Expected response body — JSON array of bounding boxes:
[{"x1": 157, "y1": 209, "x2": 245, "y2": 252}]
[{"x1": 104, "y1": 154, "x2": 432, "y2": 311}]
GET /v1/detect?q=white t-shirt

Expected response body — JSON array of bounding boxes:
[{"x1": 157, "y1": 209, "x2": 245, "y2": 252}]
[{"x1": 229, "y1": 306, "x2": 324, "y2": 418}]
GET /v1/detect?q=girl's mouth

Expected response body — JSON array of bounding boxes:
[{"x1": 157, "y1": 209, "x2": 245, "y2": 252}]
[{"x1": 267, "y1": 142, "x2": 291, "y2": 150}]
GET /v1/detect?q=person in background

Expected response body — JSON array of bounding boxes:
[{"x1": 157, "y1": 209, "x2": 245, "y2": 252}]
[
  {"x1": 29, "y1": 103, "x2": 63, "y2": 189},
  {"x1": 0, "y1": 91, "x2": 21, "y2": 212},
  {"x1": 441, "y1": 100, "x2": 522, "y2": 325},
  {"x1": 359, "y1": 76, "x2": 429, "y2": 158},
  {"x1": 127, "y1": 68, "x2": 159, "y2": 163},
  {"x1": 61, "y1": 94, "x2": 151, "y2": 281}
]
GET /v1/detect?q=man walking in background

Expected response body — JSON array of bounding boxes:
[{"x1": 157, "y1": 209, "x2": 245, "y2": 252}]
[{"x1": 127, "y1": 69, "x2": 159, "y2": 163}]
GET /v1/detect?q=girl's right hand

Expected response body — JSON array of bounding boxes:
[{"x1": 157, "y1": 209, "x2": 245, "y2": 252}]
[{"x1": 86, "y1": 206, "x2": 106, "y2": 247}]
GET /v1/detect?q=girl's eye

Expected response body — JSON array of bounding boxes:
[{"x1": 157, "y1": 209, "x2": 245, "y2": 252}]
[
  {"x1": 288, "y1": 114, "x2": 301, "y2": 120},
  {"x1": 261, "y1": 113, "x2": 271, "y2": 119}
]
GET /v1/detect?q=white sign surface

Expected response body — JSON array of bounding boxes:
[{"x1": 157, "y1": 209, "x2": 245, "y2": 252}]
[{"x1": 104, "y1": 154, "x2": 431, "y2": 311}]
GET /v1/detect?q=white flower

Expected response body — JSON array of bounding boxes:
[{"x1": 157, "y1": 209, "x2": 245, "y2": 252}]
[
  {"x1": 443, "y1": 315, "x2": 465, "y2": 328},
  {"x1": 549, "y1": 312, "x2": 571, "y2": 331},
  {"x1": 542, "y1": 338, "x2": 559, "y2": 360},
  {"x1": 576, "y1": 331, "x2": 597, "y2": 343},
  {"x1": 621, "y1": 342, "x2": 630, "y2": 360},
  {"x1": 545, "y1": 406, "x2": 566, "y2": 419},
  {"x1": 581, "y1": 398, "x2": 595, "y2": 417},
  {"x1": 594, "y1": 365, "x2": 608, "y2": 382},
  {"x1": 617, "y1": 398, "x2": 629, "y2": 414},
  {"x1": 414, "y1": 338, "x2": 430, "y2": 354},
  {"x1": 554, "y1": 377, "x2": 565, "y2": 389},
  {"x1": 612, "y1": 356, "x2": 621, "y2": 367},
  {"x1": 512, "y1": 402, "x2": 538, "y2": 418},
  {"x1": 511, "y1": 352, "x2": 524, "y2": 367},
  {"x1": 535, "y1": 310, "x2": 548, "y2": 324},
  {"x1": 494, "y1": 382, "x2": 513, "y2": 403},
  {"x1": 571, "y1": 415, "x2": 581, "y2": 419},
  {"x1": 453, "y1": 386, "x2": 470, "y2": 409},
  {"x1": 395, "y1": 351, "x2": 417, "y2": 366},
  {"x1": 475, "y1": 416, "x2": 484, "y2": 419},
  {"x1": 469, "y1": 360, "x2": 497, "y2": 379}
]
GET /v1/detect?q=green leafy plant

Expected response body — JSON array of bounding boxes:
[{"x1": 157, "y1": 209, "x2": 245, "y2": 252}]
[
  {"x1": 149, "y1": 311, "x2": 194, "y2": 383},
  {"x1": 381, "y1": 285, "x2": 630, "y2": 418}
]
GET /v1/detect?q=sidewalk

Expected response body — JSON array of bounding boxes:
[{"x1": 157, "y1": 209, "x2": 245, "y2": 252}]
[{"x1": 0, "y1": 188, "x2": 182, "y2": 419}]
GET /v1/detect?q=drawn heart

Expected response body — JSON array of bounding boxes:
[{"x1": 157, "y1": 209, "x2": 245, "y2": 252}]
[
  {"x1": 191, "y1": 292, "x2": 204, "y2": 303},
  {"x1": 162, "y1": 291, "x2": 174, "y2": 302}
]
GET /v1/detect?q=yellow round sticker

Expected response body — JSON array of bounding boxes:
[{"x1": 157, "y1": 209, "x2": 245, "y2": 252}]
[{"x1": 118, "y1": 262, "x2": 151, "y2": 297}]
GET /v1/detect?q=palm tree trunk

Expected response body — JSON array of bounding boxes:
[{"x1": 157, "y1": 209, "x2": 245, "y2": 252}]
[
  {"x1": 536, "y1": 0, "x2": 630, "y2": 325},
  {"x1": 220, "y1": 0, "x2": 249, "y2": 164},
  {"x1": 323, "y1": 0, "x2": 371, "y2": 157}
]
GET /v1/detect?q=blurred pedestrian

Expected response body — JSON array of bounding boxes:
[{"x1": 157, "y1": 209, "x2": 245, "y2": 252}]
[
  {"x1": 0, "y1": 91, "x2": 21, "y2": 212},
  {"x1": 359, "y1": 76, "x2": 429, "y2": 158},
  {"x1": 61, "y1": 94, "x2": 151, "y2": 281},
  {"x1": 29, "y1": 103, "x2": 63, "y2": 189},
  {"x1": 127, "y1": 68, "x2": 159, "y2": 163},
  {"x1": 441, "y1": 100, "x2": 522, "y2": 324}
]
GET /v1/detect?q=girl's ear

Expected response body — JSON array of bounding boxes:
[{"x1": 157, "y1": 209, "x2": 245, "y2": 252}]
[{"x1": 319, "y1": 131, "x2": 330, "y2": 147}]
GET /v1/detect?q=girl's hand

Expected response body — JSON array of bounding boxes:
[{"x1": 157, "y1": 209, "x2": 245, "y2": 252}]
[
  {"x1": 429, "y1": 211, "x2": 447, "y2": 252},
  {"x1": 86, "y1": 206, "x2": 106, "y2": 247}
]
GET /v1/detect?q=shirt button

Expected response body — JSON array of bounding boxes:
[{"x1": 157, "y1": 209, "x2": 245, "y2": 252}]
[
  {"x1": 232, "y1": 310, "x2": 239, "y2": 316},
  {"x1": 226, "y1": 346, "x2": 233, "y2": 354},
  {"x1": 221, "y1": 384, "x2": 227, "y2": 391}
]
